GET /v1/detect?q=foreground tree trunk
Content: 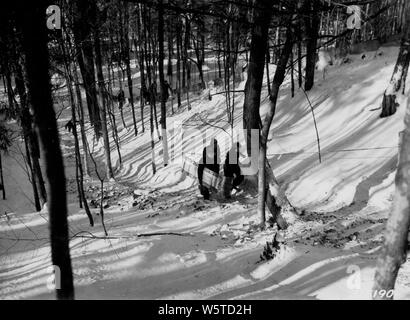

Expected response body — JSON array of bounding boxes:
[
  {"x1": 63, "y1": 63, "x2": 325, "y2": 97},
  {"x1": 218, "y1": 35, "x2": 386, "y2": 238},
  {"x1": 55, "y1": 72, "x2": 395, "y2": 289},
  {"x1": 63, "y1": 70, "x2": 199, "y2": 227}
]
[
  {"x1": 380, "y1": 1, "x2": 410, "y2": 118},
  {"x1": 121, "y1": 3, "x2": 138, "y2": 136},
  {"x1": 15, "y1": 65, "x2": 47, "y2": 209},
  {"x1": 259, "y1": 27, "x2": 294, "y2": 229},
  {"x1": 0, "y1": 151, "x2": 5, "y2": 200},
  {"x1": 59, "y1": 34, "x2": 94, "y2": 227},
  {"x1": 73, "y1": 0, "x2": 101, "y2": 138},
  {"x1": 158, "y1": 0, "x2": 169, "y2": 167},
  {"x1": 373, "y1": 102, "x2": 410, "y2": 299},
  {"x1": 15, "y1": 2, "x2": 74, "y2": 299},
  {"x1": 242, "y1": 0, "x2": 290, "y2": 229},
  {"x1": 94, "y1": 29, "x2": 115, "y2": 179},
  {"x1": 304, "y1": 0, "x2": 320, "y2": 91}
]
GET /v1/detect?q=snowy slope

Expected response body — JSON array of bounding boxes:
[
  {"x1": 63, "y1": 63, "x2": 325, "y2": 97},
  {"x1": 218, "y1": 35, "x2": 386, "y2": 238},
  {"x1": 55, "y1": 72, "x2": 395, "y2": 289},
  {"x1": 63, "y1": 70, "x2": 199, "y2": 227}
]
[{"x1": 1, "y1": 45, "x2": 410, "y2": 300}]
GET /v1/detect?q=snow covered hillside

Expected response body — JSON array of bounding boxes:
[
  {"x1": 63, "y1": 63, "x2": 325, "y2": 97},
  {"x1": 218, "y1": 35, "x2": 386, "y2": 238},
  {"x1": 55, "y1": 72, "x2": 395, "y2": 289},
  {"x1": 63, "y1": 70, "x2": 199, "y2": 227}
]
[{"x1": 1, "y1": 44, "x2": 410, "y2": 300}]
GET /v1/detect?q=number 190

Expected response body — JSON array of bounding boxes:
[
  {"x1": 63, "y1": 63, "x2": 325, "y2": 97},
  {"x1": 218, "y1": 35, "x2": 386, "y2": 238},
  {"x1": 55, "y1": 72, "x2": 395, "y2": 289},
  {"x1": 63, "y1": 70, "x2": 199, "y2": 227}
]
[{"x1": 373, "y1": 289, "x2": 394, "y2": 299}]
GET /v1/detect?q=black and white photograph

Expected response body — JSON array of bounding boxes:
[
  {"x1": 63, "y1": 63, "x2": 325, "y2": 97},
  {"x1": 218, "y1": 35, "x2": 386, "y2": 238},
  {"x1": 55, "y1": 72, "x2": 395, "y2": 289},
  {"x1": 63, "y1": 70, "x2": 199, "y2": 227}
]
[{"x1": 0, "y1": 0, "x2": 410, "y2": 303}]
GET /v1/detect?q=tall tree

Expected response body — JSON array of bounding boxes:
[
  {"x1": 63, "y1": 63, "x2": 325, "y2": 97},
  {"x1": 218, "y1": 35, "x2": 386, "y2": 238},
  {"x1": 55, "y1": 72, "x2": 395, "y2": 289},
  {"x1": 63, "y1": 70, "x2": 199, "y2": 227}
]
[
  {"x1": 303, "y1": 0, "x2": 320, "y2": 91},
  {"x1": 380, "y1": 0, "x2": 410, "y2": 118},
  {"x1": 72, "y1": 0, "x2": 102, "y2": 138},
  {"x1": 94, "y1": 12, "x2": 115, "y2": 179},
  {"x1": 13, "y1": 1, "x2": 74, "y2": 299},
  {"x1": 158, "y1": 0, "x2": 170, "y2": 166},
  {"x1": 0, "y1": 122, "x2": 12, "y2": 200},
  {"x1": 373, "y1": 99, "x2": 410, "y2": 299}
]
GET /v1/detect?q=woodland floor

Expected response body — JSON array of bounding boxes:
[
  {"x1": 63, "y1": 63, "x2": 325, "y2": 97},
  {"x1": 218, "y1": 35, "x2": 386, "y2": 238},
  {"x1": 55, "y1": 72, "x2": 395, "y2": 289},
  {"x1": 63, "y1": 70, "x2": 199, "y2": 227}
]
[{"x1": 1, "y1": 44, "x2": 410, "y2": 299}]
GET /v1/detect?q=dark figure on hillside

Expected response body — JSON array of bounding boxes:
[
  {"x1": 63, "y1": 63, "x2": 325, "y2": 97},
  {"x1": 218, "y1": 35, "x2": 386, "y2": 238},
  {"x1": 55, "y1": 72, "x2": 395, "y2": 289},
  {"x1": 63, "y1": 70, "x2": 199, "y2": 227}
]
[
  {"x1": 117, "y1": 89, "x2": 125, "y2": 109},
  {"x1": 163, "y1": 80, "x2": 172, "y2": 102},
  {"x1": 64, "y1": 119, "x2": 74, "y2": 133},
  {"x1": 197, "y1": 138, "x2": 221, "y2": 200},
  {"x1": 149, "y1": 82, "x2": 157, "y2": 105},
  {"x1": 223, "y1": 142, "x2": 244, "y2": 198},
  {"x1": 141, "y1": 84, "x2": 150, "y2": 105}
]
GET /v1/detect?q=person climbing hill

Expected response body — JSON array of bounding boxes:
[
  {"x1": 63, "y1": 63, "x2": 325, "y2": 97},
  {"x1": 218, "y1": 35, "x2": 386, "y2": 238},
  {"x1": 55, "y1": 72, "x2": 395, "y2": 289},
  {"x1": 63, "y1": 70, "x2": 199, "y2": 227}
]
[
  {"x1": 197, "y1": 138, "x2": 221, "y2": 200},
  {"x1": 223, "y1": 142, "x2": 244, "y2": 199}
]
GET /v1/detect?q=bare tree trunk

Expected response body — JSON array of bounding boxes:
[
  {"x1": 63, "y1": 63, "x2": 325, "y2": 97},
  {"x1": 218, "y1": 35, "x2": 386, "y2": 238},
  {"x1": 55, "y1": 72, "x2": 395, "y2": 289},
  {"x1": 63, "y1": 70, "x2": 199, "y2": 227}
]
[
  {"x1": 380, "y1": 1, "x2": 410, "y2": 118},
  {"x1": 158, "y1": 0, "x2": 169, "y2": 167},
  {"x1": 24, "y1": 137, "x2": 41, "y2": 211},
  {"x1": 59, "y1": 34, "x2": 94, "y2": 227},
  {"x1": 150, "y1": 102, "x2": 157, "y2": 174},
  {"x1": 176, "y1": 20, "x2": 182, "y2": 108},
  {"x1": 373, "y1": 103, "x2": 410, "y2": 299},
  {"x1": 136, "y1": 4, "x2": 146, "y2": 132},
  {"x1": 304, "y1": 0, "x2": 320, "y2": 91},
  {"x1": 15, "y1": 65, "x2": 47, "y2": 208},
  {"x1": 243, "y1": 0, "x2": 272, "y2": 156},
  {"x1": 94, "y1": 30, "x2": 114, "y2": 179},
  {"x1": 258, "y1": 29, "x2": 294, "y2": 228},
  {"x1": 15, "y1": 2, "x2": 74, "y2": 299},
  {"x1": 73, "y1": 0, "x2": 101, "y2": 138},
  {"x1": 73, "y1": 69, "x2": 90, "y2": 177},
  {"x1": 0, "y1": 152, "x2": 5, "y2": 200},
  {"x1": 122, "y1": 3, "x2": 138, "y2": 136}
]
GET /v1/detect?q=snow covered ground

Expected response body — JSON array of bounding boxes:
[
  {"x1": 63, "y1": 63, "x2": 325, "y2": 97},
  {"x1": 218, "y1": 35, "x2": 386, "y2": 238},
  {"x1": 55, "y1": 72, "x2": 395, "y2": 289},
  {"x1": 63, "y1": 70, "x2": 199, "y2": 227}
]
[{"x1": 1, "y1": 45, "x2": 410, "y2": 300}]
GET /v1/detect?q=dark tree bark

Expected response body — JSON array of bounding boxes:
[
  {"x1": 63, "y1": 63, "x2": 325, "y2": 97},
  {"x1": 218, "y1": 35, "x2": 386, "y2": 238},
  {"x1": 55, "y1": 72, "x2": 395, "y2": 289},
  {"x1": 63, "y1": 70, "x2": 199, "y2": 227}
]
[
  {"x1": 24, "y1": 136, "x2": 41, "y2": 211},
  {"x1": 259, "y1": 27, "x2": 294, "y2": 229},
  {"x1": 243, "y1": 0, "x2": 295, "y2": 229},
  {"x1": 72, "y1": 0, "x2": 101, "y2": 138},
  {"x1": 243, "y1": 0, "x2": 272, "y2": 156},
  {"x1": 14, "y1": 1, "x2": 74, "y2": 299},
  {"x1": 373, "y1": 101, "x2": 410, "y2": 299},
  {"x1": 304, "y1": 0, "x2": 320, "y2": 91},
  {"x1": 158, "y1": 0, "x2": 169, "y2": 166},
  {"x1": 72, "y1": 68, "x2": 90, "y2": 177},
  {"x1": 135, "y1": 4, "x2": 146, "y2": 132},
  {"x1": 0, "y1": 151, "x2": 5, "y2": 200},
  {"x1": 59, "y1": 34, "x2": 94, "y2": 227},
  {"x1": 121, "y1": 3, "x2": 138, "y2": 136},
  {"x1": 94, "y1": 27, "x2": 115, "y2": 179},
  {"x1": 176, "y1": 20, "x2": 183, "y2": 108},
  {"x1": 380, "y1": 0, "x2": 410, "y2": 118},
  {"x1": 15, "y1": 65, "x2": 47, "y2": 209}
]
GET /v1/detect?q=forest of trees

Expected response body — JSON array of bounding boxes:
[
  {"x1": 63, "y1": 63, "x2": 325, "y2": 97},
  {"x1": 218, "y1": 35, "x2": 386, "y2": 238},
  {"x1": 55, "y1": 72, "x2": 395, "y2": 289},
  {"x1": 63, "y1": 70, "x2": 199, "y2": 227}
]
[{"x1": 1, "y1": 0, "x2": 410, "y2": 300}]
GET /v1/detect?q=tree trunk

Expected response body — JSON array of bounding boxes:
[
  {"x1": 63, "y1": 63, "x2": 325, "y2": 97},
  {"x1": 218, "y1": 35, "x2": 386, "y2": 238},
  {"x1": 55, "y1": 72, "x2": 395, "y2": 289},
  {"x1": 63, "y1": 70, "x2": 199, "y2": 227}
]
[
  {"x1": 158, "y1": 0, "x2": 169, "y2": 167},
  {"x1": 259, "y1": 27, "x2": 294, "y2": 228},
  {"x1": 136, "y1": 4, "x2": 146, "y2": 132},
  {"x1": 73, "y1": 68, "x2": 90, "y2": 177},
  {"x1": 15, "y1": 2, "x2": 74, "y2": 299},
  {"x1": 59, "y1": 35, "x2": 94, "y2": 227},
  {"x1": 304, "y1": 0, "x2": 320, "y2": 91},
  {"x1": 242, "y1": 0, "x2": 289, "y2": 228},
  {"x1": 122, "y1": 4, "x2": 138, "y2": 136},
  {"x1": 380, "y1": 1, "x2": 410, "y2": 118},
  {"x1": 373, "y1": 103, "x2": 410, "y2": 299},
  {"x1": 176, "y1": 20, "x2": 182, "y2": 108},
  {"x1": 73, "y1": 0, "x2": 101, "y2": 138},
  {"x1": 94, "y1": 30, "x2": 114, "y2": 179},
  {"x1": 243, "y1": 0, "x2": 272, "y2": 156},
  {"x1": 0, "y1": 152, "x2": 5, "y2": 200},
  {"x1": 15, "y1": 65, "x2": 47, "y2": 208},
  {"x1": 24, "y1": 137, "x2": 41, "y2": 211}
]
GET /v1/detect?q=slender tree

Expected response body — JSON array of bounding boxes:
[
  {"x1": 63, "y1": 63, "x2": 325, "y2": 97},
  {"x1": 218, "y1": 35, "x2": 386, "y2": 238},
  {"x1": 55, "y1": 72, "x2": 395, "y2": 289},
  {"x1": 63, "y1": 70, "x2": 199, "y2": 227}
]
[
  {"x1": 380, "y1": 0, "x2": 410, "y2": 118},
  {"x1": 374, "y1": 99, "x2": 410, "y2": 299},
  {"x1": 14, "y1": 1, "x2": 74, "y2": 299},
  {"x1": 158, "y1": 0, "x2": 170, "y2": 166}
]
